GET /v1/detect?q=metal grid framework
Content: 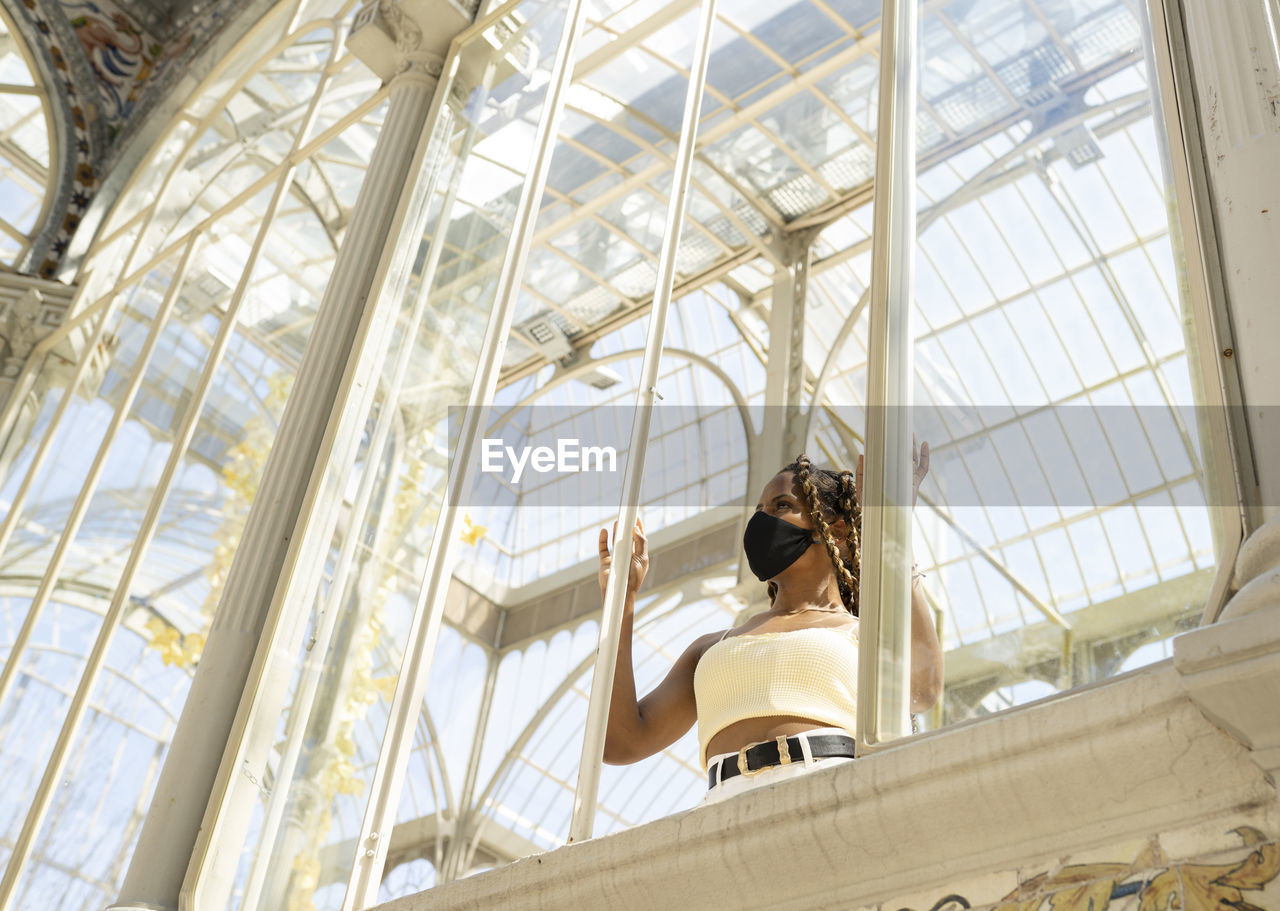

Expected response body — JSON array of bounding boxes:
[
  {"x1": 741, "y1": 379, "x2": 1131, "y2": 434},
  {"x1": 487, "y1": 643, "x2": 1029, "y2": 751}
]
[
  {"x1": 0, "y1": 7, "x2": 53, "y2": 266},
  {"x1": 0, "y1": 0, "x2": 1224, "y2": 906}
]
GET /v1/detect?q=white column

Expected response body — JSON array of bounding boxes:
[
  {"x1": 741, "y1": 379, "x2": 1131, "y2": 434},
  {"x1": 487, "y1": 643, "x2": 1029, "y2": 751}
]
[
  {"x1": 1180, "y1": 0, "x2": 1280, "y2": 526},
  {"x1": 1170, "y1": 79, "x2": 1280, "y2": 830},
  {"x1": 740, "y1": 235, "x2": 813, "y2": 595},
  {"x1": 108, "y1": 10, "x2": 459, "y2": 911},
  {"x1": 773, "y1": 236, "x2": 814, "y2": 464},
  {"x1": 341, "y1": 0, "x2": 590, "y2": 898},
  {"x1": 567, "y1": 0, "x2": 719, "y2": 845},
  {"x1": 857, "y1": 0, "x2": 917, "y2": 749}
]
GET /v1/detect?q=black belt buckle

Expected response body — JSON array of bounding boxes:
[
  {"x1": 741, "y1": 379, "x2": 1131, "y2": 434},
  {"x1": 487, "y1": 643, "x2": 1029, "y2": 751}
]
[{"x1": 708, "y1": 733, "x2": 856, "y2": 788}]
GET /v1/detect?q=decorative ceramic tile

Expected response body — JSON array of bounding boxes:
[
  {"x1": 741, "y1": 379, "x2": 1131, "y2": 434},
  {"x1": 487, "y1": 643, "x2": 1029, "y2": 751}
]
[
  {"x1": 884, "y1": 869, "x2": 1020, "y2": 911},
  {"x1": 977, "y1": 827, "x2": 1280, "y2": 911},
  {"x1": 56, "y1": 0, "x2": 189, "y2": 138},
  {"x1": 10, "y1": 0, "x2": 247, "y2": 275},
  {"x1": 1157, "y1": 804, "x2": 1279, "y2": 863}
]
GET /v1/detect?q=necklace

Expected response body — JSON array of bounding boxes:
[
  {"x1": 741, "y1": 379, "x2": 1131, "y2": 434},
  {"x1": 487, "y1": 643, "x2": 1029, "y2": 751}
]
[{"x1": 773, "y1": 603, "x2": 846, "y2": 616}]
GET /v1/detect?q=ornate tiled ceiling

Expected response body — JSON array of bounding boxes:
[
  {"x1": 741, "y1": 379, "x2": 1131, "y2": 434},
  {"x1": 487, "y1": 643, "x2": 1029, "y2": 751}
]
[{"x1": 2, "y1": 0, "x2": 258, "y2": 276}]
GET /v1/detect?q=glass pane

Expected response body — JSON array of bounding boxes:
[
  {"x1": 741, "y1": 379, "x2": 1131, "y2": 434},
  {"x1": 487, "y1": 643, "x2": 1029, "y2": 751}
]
[
  {"x1": 0, "y1": 0, "x2": 1242, "y2": 905},
  {"x1": 811, "y1": 0, "x2": 1219, "y2": 738},
  {"x1": 223, "y1": 1, "x2": 589, "y2": 908},
  {"x1": 0, "y1": 2, "x2": 362, "y2": 907},
  {"x1": 0, "y1": 5, "x2": 53, "y2": 266}
]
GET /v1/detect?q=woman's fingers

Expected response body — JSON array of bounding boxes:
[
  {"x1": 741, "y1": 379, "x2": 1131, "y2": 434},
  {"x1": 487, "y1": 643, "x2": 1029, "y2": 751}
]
[
  {"x1": 913, "y1": 439, "x2": 930, "y2": 483},
  {"x1": 859, "y1": 442, "x2": 932, "y2": 498},
  {"x1": 601, "y1": 518, "x2": 647, "y2": 556}
]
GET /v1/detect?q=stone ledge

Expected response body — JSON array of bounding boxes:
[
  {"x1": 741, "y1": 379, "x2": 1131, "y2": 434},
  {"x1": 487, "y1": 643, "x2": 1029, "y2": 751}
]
[
  {"x1": 370, "y1": 659, "x2": 1276, "y2": 911},
  {"x1": 1176, "y1": 604, "x2": 1280, "y2": 777}
]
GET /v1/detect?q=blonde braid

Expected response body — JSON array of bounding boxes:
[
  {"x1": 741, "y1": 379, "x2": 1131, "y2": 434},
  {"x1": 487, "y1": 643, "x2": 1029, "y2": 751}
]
[
  {"x1": 838, "y1": 469, "x2": 861, "y2": 617},
  {"x1": 795, "y1": 454, "x2": 858, "y2": 614}
]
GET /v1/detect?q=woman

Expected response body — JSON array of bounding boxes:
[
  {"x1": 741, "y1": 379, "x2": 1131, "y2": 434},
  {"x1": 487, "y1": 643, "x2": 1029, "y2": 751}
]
[{"x1": 598, "y1": 447, "x2": 944, "y2": 805}]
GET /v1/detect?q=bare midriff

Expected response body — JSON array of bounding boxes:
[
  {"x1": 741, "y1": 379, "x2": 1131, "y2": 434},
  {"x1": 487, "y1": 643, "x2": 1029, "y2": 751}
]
[{"x1": 704, "y1": 714, "x2": 844, "y2": 760}]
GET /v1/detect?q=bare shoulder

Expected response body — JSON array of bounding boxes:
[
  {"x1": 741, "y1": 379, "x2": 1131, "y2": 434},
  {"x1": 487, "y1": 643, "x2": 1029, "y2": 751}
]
[
  {"x1": 667, "y1": 628, "x2": 735, "y2": 675},
  {"x1": 686, "y1": 628, "x2": 730, "y2": 662}
]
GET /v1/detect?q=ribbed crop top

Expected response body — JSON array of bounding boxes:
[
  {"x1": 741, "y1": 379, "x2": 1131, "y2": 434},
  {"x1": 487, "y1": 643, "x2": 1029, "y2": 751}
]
[{"x1": 692, "y1": 624, "x2": 859, "y2": 771}]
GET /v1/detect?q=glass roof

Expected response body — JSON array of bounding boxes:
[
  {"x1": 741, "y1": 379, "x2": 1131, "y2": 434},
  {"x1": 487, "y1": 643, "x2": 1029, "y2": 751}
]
[
  {"x1": 485, "y1": 0, "x2": 1149, "y2": 376},
  {"x1": 0, "y1": 6, "x2": 53, "y2": 266},
  {"x1": 0, "y1": 590, "x2": 195, "y2": 909},
  {"x1": 0, "y1": 4, "x2": 390, "y2": 907},
  {"x1": 431, "y1": 0, "x2": 1216, "y2": 871},
  {"x1": 0, "y1": 0, "x2": 1225, "y2": 904}
]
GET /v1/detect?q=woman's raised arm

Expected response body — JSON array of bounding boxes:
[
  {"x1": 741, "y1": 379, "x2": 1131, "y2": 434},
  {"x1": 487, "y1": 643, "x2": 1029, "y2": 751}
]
[{"x1": 598, "y1": 517, "x2": 712, "y2": 764}]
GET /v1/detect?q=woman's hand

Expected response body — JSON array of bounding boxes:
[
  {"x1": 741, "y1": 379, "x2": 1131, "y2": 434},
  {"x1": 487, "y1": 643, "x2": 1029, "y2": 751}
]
[
  {"x1": 912, "y1": 435, "x2": 930, "y2": 506},
  {"x1": 855, "y1": 435, "x2": 930, "y2": 508},
  {"x1": 598, "y1": 515, "x2": 648, "y2": 601}
]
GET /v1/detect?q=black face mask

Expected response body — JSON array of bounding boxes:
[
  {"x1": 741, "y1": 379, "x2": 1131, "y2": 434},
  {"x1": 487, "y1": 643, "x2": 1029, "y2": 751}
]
[{"x1": 743, "y1": 511, "x2": 815, "y2": 582}]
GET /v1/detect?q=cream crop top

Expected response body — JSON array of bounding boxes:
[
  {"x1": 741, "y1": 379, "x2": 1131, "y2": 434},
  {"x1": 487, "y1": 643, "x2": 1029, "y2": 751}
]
[{"x1": 692, "y1": 625, "x2": 859, "y2": 771}]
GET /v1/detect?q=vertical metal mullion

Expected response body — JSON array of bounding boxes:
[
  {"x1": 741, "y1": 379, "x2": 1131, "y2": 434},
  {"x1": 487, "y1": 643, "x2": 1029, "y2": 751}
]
[
  {"x1": 0, "y1": 72, "x2": 229, "y2": 459},
  {"x1": 0, "y1": 239, "x2": 198, "y2": 742},
  {"x1": 0, "y1": 301, "x2": 114, "y2": 560},
  {"x1": 0, "y1": 282, "x2": 106, "y2": 451},
  {"x1": 238, "y1": 95, "x2": 471, "y2": 911},
  {"x1": 566, "y1": 0, "x2": 719, "y2": 845},
  {"x1": 1, "y1": 145, "x2": 294, "y2": 910},
  {"x1": 442, "y1": 630, "x2": 502, "y2": 882},
  {"x1": 1141, "y1": 0, "x2": 1249, "y2": 624},
  {"x1": 0, "y1": 108, "x2": 189, "y2": 542},
  {"x1": 857, "y1": 0, "x2": 918, "y2": 751},
  {"x1": 342, "y1": 1, "x2": 590, "y2": 904}
]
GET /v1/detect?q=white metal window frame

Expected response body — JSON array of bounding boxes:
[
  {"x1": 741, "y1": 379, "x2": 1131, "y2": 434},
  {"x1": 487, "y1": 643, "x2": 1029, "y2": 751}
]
[
  {"x1": 0, "y1": 0, "x2": 1249, "y2": 902},
  {"x1": 0, "y1": 4, "x2": 56, "y2": 268},
  {"x1": 1140, "y1": 0, "x2": 1250, "y2": 623},
  {"x1": 210, "y1": 0, "x2": 1251, "y2": 895}
]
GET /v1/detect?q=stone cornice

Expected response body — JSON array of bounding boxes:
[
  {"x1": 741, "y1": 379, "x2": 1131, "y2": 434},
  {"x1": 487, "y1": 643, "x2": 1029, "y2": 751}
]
[
  {"x1": 0, "y1": 272, "x2": 77, "y2": 383},
  {"x1": 1177, "y1": 605, "x2": 1280, "y2": 779},
  {"x1": 370, "y1": 655, "x2": 1277, "y2": 911}
]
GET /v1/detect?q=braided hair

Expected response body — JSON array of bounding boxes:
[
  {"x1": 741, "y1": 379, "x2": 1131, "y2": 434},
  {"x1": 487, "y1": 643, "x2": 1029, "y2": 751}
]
[{"x1": 764, "y1": 452, "x2": 862, "y2": 616}]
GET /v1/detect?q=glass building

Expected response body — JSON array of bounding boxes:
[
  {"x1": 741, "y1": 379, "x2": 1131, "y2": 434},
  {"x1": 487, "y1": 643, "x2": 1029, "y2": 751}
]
[{"x1": 0, "y1": 0, "x2": 1277, "y2": 909}]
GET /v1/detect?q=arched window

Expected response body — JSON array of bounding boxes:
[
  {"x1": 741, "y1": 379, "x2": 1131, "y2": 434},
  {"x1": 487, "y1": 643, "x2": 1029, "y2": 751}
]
[{"x1": 0, "y1": 7, "x2": 55, "y2": 267}]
